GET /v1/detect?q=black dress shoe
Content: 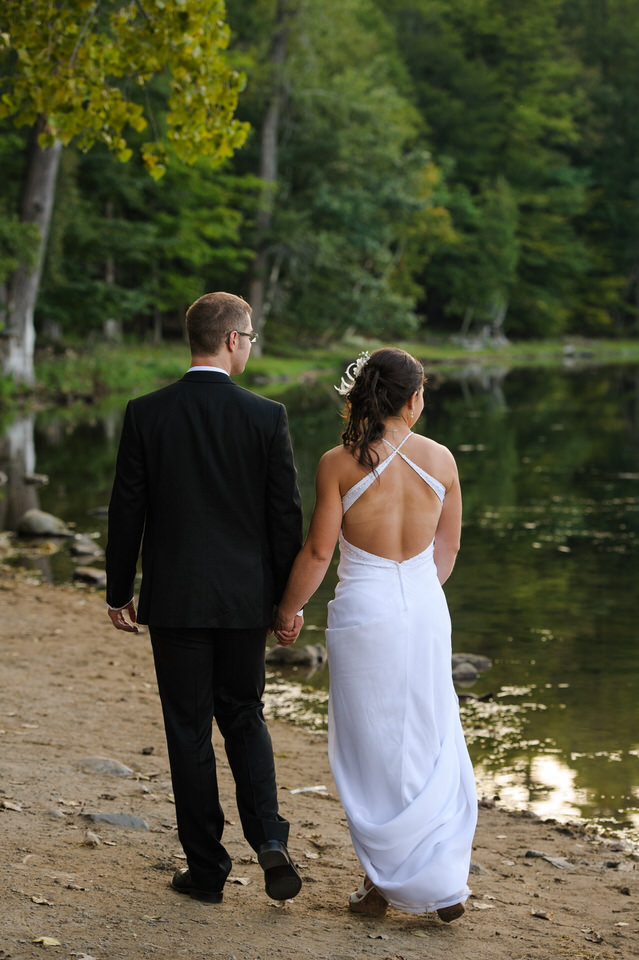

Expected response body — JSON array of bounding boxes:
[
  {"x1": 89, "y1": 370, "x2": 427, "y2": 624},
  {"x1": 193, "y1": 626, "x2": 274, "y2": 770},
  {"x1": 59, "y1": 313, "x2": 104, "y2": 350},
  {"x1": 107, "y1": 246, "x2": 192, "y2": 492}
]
[
  {"x1": 257, "y1": 840, "x2": 302, "y2": 901},
  {"x1": 171, "y1": 868, "x2": 224, "y2": 903}
]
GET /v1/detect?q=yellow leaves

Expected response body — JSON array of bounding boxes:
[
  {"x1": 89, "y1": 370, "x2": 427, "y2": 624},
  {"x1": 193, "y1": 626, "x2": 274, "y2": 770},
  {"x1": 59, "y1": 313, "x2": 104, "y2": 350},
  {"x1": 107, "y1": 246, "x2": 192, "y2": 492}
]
[
  {"x1": 21, "y1": 917, "x2": 61, "y2": 948},
  {"x1": 1, "y1": 0, "x2": 245, "y2": 174}
]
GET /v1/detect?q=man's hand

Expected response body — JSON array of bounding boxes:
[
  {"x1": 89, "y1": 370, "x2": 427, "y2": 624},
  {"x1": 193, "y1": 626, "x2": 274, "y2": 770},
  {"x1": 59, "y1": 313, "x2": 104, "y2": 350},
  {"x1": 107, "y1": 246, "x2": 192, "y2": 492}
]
[
  {"x1": 108, "y1": 600, "x2": 139, "y2": 633},
  {"x1": 272, "y1": 609, "x2": 304, "y2": 647}
]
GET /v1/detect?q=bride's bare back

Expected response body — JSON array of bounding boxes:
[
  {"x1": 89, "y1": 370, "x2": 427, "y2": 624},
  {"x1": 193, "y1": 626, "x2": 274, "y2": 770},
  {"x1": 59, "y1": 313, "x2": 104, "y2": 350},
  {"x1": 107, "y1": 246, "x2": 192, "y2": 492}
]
[{"x1": 333, "y1": 433, "x2": 460, "y2": 562}]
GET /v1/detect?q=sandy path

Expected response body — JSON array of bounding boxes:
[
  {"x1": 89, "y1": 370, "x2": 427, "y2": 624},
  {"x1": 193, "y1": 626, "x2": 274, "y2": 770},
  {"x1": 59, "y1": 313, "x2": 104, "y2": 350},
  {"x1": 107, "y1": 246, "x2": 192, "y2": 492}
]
[{"x1": 0, "y1": 574, "x2": 637, "y2": 960}]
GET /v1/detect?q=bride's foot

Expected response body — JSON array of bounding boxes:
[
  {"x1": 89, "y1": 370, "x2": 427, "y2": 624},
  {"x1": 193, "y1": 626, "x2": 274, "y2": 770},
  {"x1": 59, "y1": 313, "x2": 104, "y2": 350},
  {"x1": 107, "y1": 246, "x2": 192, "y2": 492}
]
[
  {"x1": 348, "y1": 877, "x2": 388, "y2": 917},
  {"x1": 437, "y1": 902, "x2": 465, "y2": 923}
]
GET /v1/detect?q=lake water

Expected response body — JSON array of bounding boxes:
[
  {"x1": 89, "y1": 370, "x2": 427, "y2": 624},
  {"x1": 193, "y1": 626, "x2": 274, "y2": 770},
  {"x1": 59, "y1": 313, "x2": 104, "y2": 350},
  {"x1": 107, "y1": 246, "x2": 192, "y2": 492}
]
[{"x1": 2, "y1": 360, "x2": 638, "y2": 842}]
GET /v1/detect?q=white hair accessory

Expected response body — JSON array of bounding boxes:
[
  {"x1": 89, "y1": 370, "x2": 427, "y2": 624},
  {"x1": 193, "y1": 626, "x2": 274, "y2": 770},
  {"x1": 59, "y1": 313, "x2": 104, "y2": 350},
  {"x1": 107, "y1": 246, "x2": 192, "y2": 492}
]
[{"x1": 334, "y1": 351, "x2": 370, "y2": 396}]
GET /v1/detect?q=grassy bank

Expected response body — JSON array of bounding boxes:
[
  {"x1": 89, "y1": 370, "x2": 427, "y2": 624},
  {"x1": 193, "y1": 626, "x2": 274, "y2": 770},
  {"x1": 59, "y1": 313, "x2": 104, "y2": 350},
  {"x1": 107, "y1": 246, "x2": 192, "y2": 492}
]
[{"x1": 3, "y1": 335, "x2": 639, "y2": 410}]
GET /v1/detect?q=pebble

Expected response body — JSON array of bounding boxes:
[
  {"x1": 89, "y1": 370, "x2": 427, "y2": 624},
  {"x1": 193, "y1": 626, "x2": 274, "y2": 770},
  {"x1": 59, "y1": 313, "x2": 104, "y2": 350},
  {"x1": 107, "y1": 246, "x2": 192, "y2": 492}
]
[
  {"x1": 70, "y1": 535, "x2": 104, "y2": 559},
  {"x1": 73, "y1": 567, "x2": 107, "y2": 588},
  {"x1": 78, "y1": 757, "x2": 134, "y2": 778},
  {"x1": 83, "y1": 812, "x2": 149, "y2": 830}
]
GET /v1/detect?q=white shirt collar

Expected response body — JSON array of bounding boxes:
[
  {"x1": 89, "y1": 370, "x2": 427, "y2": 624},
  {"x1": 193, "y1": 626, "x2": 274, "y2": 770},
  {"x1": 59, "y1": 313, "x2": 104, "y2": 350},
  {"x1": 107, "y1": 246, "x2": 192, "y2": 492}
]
[{"x1": 187, "y1": 365, "x2": 230, "y2": 376}]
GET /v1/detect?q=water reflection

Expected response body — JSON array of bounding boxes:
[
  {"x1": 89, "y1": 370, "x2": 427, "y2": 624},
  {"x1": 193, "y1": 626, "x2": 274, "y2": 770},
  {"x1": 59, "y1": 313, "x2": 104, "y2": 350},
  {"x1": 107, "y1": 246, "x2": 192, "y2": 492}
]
[{"x1": 1, "y1": 362, "x2": 638, "y2": 840}]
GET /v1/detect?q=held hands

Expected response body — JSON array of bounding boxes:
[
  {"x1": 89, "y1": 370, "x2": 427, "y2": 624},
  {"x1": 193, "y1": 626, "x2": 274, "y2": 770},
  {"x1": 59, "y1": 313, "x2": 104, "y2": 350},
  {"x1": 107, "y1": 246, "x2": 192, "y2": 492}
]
[
  {"x1": 108, "y1": 600, "x2": 139, "y2": 633},
  {"x1": 272, "y1": 607, "x2": 304, "y2": 646}
]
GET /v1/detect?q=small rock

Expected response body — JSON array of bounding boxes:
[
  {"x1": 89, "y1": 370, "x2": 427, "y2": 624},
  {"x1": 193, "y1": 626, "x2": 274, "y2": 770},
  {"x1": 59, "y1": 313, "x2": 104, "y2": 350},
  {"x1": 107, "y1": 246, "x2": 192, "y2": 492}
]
[
  {"x1": 141, "y1": 746, "x2": 154, "y2": 755},
  {"x1": 525, "y1": 849, "x2": 572, "y2": 869},
  {"x1": 452, "y1": 653, "x2": 493, "y2": 672},
  {"x1": 70, "y1": 535, "x2": 104, "y2": 559},
  {"x1": 73, "y1": 566, "x2": 107, "y2": 588},
  {"x1": 266, "y1": 643, "x2": 326, "y2": 666},
  {"x1": 23, "y1": 472, "x2": 49, "y2": 486},
  {"x1": 46, "y1": 808, "x2": 67, "y2": 820},
  {"x1": 469, "y1": 860, "x2": 488, "y2": 874},
  {"x1": 83, "y1": 829, "x2": 101, "y2": 847},
  {"x1": 79, "y1": 757, "x2": 133, "y2": 778},
  {"x1": 83, "y1": 812, "x2": 149, "y2": 831},
  {"x1": 452, "y1": 661, "x2": 479, "y2": 682},
  {"x1": 618, "y1": 886, "x2": 631, "y2": 896},
  {"x1": 17, "y1": 508, "x2": 73, "y2": 538}
]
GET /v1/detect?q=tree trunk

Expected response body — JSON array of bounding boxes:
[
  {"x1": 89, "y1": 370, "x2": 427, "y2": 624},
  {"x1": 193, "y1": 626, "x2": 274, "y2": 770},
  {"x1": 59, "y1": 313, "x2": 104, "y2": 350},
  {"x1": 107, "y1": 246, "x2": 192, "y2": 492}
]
[
  {"x1": 0, "y1": 413, "x2": 38, "y2": 532},
  {"x1": 1, "y1": 118, "x2": 62, "y2": 385},
  {"x1": 248, "y1": 1, "x2": 293, "y2": 353}
]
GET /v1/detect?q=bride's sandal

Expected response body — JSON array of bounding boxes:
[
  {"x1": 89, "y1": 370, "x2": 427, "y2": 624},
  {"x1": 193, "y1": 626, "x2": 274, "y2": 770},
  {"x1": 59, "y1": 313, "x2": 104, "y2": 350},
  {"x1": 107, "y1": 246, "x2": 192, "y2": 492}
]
[
  {"x1": 348, "y1": 878, "x2": 388, "y2": 917},
  {"x1": 436, "y1": 902, "x2": 465, "y2": 923}
]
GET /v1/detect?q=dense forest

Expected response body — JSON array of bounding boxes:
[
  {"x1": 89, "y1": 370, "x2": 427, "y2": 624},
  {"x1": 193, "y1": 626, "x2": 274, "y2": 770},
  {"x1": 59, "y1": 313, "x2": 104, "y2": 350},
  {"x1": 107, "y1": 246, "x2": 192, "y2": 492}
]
[{"x1": 2, "y1": 0, "x2": 639, "y2": 382}]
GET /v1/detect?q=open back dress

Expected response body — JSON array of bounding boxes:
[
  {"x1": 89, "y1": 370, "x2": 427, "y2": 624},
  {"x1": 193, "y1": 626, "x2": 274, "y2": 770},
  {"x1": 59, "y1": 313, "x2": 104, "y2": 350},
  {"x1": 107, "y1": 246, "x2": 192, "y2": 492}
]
[{"x1": 325, "y1": 434, "x2": 477, "y2": 913}]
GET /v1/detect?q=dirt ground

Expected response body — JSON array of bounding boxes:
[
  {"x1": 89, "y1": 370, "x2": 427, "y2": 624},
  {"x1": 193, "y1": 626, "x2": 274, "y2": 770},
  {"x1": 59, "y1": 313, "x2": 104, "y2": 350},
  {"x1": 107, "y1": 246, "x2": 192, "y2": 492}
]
[{"x1": 1, "y1": 573, "x2": 637, "y2": 960}]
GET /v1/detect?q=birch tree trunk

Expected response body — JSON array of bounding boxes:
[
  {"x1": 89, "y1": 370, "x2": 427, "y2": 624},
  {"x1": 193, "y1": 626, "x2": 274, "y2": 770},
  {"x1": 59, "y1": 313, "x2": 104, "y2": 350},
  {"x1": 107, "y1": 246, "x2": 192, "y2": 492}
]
[
  {"x1": 248, "y1": 1, "x2": 293, "y2": 352},
  {"x1": 1, "y1": 118, "x2": 62, "y2": 385}
]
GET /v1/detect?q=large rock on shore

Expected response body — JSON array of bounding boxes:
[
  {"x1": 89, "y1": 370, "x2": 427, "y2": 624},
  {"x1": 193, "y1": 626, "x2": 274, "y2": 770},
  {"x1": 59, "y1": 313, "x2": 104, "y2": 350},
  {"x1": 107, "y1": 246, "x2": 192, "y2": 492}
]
[
  {"x1": 452, "y1": 651, "x2": 493, "y2": 683},
  {"x1": 17, "y1": 508, "x2": 73, "y2": 537},
  {"x1": 266, "y1": 643, "x2": 326, "y2": 667}
]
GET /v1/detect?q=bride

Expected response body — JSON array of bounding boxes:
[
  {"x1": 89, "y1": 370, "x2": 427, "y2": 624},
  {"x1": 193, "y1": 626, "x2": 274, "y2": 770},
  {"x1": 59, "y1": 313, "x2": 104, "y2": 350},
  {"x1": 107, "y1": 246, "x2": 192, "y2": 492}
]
[{"x1": 274, "y1": 347, "x2": 477, "y2": 922}]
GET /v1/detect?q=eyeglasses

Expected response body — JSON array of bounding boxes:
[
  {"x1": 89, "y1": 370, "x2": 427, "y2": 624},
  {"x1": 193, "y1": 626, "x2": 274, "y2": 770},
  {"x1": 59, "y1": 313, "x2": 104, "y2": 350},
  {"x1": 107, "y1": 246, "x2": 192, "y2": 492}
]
[{"x1": 227, "y1": 329, "x2": 259, "y2": 344}]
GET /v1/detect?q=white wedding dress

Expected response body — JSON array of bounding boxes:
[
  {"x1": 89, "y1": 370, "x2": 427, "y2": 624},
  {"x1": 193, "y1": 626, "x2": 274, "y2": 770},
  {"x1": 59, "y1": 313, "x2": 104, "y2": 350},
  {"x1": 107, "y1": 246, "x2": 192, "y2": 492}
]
[{"x1": 326, "y1": 434, "x2": 477, "y2": 913}]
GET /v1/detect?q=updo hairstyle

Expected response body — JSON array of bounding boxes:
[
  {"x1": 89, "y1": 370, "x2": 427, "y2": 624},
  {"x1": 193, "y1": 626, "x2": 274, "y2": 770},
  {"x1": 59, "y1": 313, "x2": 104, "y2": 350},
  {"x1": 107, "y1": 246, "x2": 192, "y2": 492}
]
[{"x1": 341, "y1": 348, "x2": 425, "y2": 472}]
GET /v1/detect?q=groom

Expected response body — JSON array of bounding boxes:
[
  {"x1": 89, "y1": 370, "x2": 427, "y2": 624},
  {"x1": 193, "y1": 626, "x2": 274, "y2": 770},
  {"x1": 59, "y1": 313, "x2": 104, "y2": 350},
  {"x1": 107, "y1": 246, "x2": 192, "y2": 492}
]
[{"x1": 105, "y1": 292, "x2": 304, "y2": 903}]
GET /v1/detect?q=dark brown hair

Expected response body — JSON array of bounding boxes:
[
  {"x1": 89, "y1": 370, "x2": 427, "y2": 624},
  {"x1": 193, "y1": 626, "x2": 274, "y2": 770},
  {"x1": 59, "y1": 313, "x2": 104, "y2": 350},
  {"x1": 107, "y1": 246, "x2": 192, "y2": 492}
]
[
  {"x1": 186, "y1": 292, "x2": 251, "y2": 355},
  {"x1": 341, "y1": 348, "x2": 425, "y2": 472}
]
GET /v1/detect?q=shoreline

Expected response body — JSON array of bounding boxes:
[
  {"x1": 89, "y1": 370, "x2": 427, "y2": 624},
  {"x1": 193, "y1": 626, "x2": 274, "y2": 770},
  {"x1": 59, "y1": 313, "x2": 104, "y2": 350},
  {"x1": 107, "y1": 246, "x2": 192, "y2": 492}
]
[{"x1": 1, "y1": 572, "x2": 638, "y2": 959}]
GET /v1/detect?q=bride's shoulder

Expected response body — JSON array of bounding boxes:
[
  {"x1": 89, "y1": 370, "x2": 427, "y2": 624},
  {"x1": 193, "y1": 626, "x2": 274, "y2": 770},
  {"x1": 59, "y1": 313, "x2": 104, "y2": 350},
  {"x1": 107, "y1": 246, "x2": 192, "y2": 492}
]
[
  {"x1": 410, "y1": 434, "x2": 458, "y2": 475},
  {"x1": 411, "y1": 433, "x2": 453, "y2": 457},
  {"x1": 317, "y1": 444, "x2": 350, "y2": 474},
  {"x1": 318, "y1": 444, "x2": 361, "y2": 479}
]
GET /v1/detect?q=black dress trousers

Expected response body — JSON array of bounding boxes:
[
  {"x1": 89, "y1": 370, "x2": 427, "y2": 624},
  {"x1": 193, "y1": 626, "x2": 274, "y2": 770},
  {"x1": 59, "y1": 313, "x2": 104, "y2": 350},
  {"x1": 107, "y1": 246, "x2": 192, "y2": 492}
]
[{"x1": 150, "y1": 624, "x2": 289, "y2": 890}]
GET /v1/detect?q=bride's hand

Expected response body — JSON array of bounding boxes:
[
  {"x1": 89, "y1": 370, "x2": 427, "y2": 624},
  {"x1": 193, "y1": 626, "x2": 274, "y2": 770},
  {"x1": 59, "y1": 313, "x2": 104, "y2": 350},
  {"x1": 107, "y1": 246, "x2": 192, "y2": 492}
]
[{"x1": 273, "y1": 608, "x2": 303, "y2": 646}]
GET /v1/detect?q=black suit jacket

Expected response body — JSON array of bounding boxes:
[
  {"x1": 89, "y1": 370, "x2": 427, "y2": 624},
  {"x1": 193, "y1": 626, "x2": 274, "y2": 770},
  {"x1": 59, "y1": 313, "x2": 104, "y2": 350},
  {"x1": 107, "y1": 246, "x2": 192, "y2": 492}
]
[{"x1": 106, "y1": 371, "x2": 303, "y2": 628}]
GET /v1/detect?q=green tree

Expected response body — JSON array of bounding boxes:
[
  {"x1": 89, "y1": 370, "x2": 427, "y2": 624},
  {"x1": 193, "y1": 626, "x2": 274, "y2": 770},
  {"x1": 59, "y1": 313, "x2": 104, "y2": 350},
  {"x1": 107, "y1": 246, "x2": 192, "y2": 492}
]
[
  {"x1": 229, "y1": 0, "x2": 451, "y2": 344},
  {"x1": 562, "y1": 0, "x2": 639, "y2": 333},
  {"x1": 37, "y1": 143, "x2": 259, "y2": 342},
  {"x1": 0, "y1": 0, "x2": 247, "y2": 384},
  {"x1": 377, "y1": 0, "x2": 589, "y2": 337}
]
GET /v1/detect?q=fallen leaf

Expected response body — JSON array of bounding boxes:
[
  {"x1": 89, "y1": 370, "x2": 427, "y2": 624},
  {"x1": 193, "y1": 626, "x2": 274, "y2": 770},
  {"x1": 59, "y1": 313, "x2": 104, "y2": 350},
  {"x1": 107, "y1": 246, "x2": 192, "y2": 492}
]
[
  {"x1": 531, "y1": 909, "x2": 552, "y2": 920},
  {"x1": 32, "y1": 936, "x2": 61, "y2": 946},
  {"x1": 413, "y1": 931, "x2": 429, "y2": 938},
  {"x1": 2, "y1": 799, "x2": 23, "y2": 811},
  {"x1": 31, "y1": 896, "x2": 52, "y2": 905},
  {"x1": 102, "y1": 840, "x2": 117, "y2": 846},
  {"x1": 304, "y1": 851, "x2": 319, "y2": 859},
  {"x1": 290, "y1": 785, "x2": 327, "y2": 794},
  {"x1": 229, "y1": 877, "x2": 250, "y2": 885},
  {"x1": 473, "y1": 902, "x2": 495, "y2": 910}
]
